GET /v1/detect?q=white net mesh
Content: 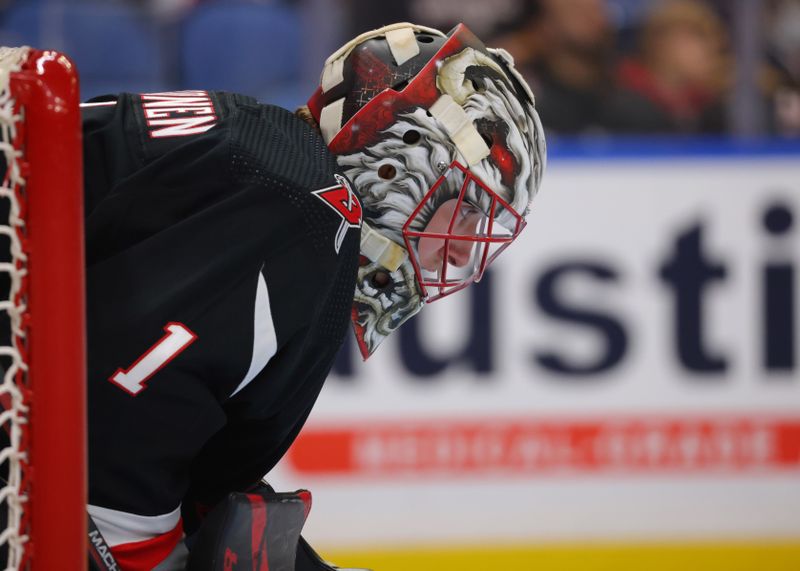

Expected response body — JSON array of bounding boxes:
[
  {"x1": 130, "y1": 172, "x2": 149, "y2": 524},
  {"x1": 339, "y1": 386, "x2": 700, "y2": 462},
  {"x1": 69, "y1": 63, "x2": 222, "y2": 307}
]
[{"x1": 0, "y1": 45, "x2": 31, "y2": 570}]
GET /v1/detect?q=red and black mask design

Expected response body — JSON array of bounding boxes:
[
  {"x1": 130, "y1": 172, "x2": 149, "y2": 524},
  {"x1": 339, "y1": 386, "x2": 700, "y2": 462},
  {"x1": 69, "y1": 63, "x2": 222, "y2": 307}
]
[{"x1": 310, "y1": 23, "x2": 546, "y2": 358}]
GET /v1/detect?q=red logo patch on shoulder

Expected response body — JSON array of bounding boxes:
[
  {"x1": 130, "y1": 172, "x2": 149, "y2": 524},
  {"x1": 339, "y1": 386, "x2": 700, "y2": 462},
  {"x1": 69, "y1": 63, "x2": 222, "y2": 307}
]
[{"x1": 312, "y1": 174, "x2": 362, "y2": 253}]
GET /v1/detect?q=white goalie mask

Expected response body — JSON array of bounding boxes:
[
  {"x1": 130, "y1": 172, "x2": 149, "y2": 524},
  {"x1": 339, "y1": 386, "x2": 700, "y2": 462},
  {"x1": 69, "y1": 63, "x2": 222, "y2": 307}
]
[{"x1": 308, "y1": 22, "x2": 546, "y2": 359}]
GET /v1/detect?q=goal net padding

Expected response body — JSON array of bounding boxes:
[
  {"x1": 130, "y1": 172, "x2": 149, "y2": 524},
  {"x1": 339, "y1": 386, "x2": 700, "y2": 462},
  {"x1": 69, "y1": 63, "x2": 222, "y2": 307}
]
[{"x1": 0, "y1": 46, "x2": 86, "y2": 570}]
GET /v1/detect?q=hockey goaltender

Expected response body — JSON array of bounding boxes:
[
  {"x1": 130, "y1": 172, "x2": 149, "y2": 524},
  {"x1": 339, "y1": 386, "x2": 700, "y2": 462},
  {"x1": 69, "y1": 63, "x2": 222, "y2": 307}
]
[{"x1": 79, "y1": 22, "x2": 545, "y2": 571}]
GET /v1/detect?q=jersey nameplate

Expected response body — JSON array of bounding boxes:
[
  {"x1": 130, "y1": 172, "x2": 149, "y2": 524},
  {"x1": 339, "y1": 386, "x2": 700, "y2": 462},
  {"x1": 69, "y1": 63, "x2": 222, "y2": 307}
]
[
  {"x1": 141, "y1": 90, "x2": 218, "y2": 139},
  {"x1": 311, "y1": 174, "x2": 362, "y2": 254}
]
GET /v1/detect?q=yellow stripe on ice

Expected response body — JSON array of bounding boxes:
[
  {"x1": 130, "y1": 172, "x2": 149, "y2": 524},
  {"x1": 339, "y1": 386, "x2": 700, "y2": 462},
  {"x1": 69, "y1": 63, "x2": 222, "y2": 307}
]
[{"x1": 323, "y1": 540, "x2": 800, "y2": 571}]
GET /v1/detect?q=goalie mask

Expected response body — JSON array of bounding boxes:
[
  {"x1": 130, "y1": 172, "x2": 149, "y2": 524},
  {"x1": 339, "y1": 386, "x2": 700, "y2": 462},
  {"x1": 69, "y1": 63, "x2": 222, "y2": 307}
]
[{"x1": 308, "y1": 22, "x2": 546, "y2": 359}]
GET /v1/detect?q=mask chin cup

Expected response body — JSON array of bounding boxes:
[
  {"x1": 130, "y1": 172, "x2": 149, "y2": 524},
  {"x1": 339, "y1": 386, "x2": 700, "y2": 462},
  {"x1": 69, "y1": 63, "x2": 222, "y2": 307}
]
[{"x1": 351, "y1": 234, "x2": 424, "y2": 360}]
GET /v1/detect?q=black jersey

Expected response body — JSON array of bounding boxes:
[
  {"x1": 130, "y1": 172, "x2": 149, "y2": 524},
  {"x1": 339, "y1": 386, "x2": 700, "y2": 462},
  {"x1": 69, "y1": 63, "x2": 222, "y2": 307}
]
[{"x1": 81, "y1": 90, "x2": 360, "y2": 567}]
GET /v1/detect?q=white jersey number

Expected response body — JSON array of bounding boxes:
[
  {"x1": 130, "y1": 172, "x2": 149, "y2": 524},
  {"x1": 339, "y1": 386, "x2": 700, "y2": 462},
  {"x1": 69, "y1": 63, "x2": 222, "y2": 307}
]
[{"x1": 109, "y1": 322, "x2": 197, "y2": 396}]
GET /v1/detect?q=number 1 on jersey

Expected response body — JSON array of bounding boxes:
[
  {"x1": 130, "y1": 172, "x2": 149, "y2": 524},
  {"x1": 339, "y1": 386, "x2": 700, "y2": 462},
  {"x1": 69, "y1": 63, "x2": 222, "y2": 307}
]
[{"x1": 110, "y1": 322, "x2": 197, "y2": 396}]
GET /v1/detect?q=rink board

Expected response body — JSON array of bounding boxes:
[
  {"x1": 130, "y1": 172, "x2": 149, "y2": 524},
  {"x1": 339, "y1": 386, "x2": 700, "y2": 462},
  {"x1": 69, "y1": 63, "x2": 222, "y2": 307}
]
[{"x1": 269, "y1": 146, "x2": 800, "y2": 569}]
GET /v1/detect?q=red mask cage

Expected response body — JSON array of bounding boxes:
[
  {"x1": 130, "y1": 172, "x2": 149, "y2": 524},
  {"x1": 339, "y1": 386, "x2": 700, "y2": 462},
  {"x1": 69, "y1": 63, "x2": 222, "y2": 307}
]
[{"x1": 402, "y1": 161, "x2": 526, "y2": 301}]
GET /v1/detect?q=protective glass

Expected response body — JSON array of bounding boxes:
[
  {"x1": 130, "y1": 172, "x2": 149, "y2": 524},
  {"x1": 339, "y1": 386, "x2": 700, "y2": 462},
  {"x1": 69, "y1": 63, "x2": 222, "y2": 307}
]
[{"x1": 402, "y1": 161, "x2": 526, "y2": 301}]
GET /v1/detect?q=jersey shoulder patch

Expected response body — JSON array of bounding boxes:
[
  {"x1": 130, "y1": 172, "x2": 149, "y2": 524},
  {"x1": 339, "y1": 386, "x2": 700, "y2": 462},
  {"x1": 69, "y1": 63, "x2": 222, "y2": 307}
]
[{"x1": 311, "y1": 174, "x2": 362, "y2": 254}]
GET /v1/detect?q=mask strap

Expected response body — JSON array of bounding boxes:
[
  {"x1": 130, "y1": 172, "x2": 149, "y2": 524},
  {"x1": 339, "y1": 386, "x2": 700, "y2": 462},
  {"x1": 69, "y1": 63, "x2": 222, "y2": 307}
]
[
  {"x1": 429, "y1": 94, "x2": 490, "y2": 166},
  {"x1": 360, "y1": 223, "x2": 408, "y2": 272},
  {"x1": 321, "y1": 22, "x2": 446, "y2": 93}
]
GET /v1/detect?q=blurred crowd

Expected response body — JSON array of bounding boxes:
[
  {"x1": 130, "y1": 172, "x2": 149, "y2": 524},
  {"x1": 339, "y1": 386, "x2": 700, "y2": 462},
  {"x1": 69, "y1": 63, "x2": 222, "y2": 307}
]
[
  {"x1": 1, "y1": 0, "x2": 799, "y2": 138},
  {"x1": 350, "y1": 0, "x2": 800, "y2": 138},
  {"x1": 492, "y1": 0, "x2": 730, "y2": 135},
  {"x1": 489, "y1": 0, "x2": 800, "y2": 137}
]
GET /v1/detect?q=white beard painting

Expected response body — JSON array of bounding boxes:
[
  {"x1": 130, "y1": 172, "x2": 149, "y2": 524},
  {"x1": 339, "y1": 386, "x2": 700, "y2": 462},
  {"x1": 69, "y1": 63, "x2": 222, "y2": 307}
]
[
  {"x1": 350, "y1": 253, "x2": 423, "y2": 360},
  {"x1": 338, "y1": 63, "x2": 545, "y2": 246},
  {"x1": 340, "y1": 49, "x2": 546, "y2": 359}
]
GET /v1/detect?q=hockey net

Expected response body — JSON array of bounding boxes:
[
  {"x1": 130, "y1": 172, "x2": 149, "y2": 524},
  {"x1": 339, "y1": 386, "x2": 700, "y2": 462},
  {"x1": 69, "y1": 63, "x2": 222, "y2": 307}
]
[{"x1": 0, "y1": 47, "x2": 85, "y2": 569}]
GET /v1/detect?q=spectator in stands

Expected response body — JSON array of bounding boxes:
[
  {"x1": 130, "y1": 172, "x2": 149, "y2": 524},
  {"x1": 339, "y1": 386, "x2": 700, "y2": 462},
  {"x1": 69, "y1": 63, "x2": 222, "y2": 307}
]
[
  {"x1": 610, "y1": 0, "x2": 730, "y2": 133},
  {"x1": 765, "y1": 0, "x2": 800, "y2": 136},
  {"x1": 492, "y1": 0, "x2": 619, "y2": 135},
  {"x1": 141, "y1": 0, "x2": 198, "y2": 22}
]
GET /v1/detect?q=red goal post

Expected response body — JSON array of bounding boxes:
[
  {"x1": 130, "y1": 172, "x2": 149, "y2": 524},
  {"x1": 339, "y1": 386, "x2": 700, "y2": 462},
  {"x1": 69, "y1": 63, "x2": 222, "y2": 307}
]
[{"x1": 0, "y1": 47, "x2": 86, "y2": 569}]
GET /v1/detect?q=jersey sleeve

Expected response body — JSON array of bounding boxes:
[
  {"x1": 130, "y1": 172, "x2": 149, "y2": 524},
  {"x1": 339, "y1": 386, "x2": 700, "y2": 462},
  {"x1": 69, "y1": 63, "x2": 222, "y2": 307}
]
[
  {"x1": 177, "y1": 104, "x2": 361, "y2": 518},
  {"x1": 181, "y1": 184, "x2": 362, "y2": 530},
  {"x1": 83, "y1": 94, "x2": 361, "y2": 554}
]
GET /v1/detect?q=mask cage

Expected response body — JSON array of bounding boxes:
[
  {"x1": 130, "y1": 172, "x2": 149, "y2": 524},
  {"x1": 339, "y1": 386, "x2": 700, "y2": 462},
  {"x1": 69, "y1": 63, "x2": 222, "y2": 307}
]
[{"x1": 402, "y1": 161, "x2": 525, "y2": 301}]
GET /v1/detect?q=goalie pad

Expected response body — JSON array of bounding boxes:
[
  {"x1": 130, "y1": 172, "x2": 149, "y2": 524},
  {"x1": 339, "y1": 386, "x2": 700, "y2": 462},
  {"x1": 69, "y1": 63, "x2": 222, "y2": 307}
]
[
  {"x1": 186, "y1": 488, "x2": 311, "y2": 570},
  {"x1": 186, "y1": 485, "x2": 372, "y2": 571}
]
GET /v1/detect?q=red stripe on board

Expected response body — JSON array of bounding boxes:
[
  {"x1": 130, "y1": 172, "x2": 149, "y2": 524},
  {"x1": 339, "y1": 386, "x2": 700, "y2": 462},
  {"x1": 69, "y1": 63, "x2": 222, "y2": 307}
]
[{"x1": 286, "y1": 416, "x2": 800, "y2": 476}]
